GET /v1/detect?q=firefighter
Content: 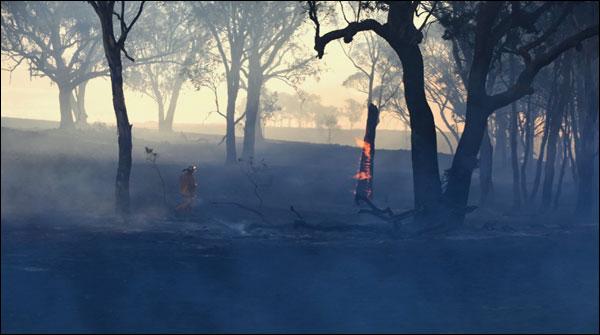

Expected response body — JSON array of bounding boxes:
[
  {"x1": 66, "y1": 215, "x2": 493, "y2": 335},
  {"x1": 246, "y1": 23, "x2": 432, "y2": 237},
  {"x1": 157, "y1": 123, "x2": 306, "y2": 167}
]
[{"x1": 175, "y1": 165, "x2": 197, "y2": 213}]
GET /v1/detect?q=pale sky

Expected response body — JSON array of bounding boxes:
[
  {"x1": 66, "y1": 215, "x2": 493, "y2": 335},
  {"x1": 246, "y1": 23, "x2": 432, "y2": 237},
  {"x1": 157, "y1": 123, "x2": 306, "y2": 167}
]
[{"x1": 0, "y1": 4, "x2": 435, "y2": 132}]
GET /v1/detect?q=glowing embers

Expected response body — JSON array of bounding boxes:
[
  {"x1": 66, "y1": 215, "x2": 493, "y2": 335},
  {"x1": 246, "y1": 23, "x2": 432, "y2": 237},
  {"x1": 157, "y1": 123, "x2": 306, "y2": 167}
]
[{"x1": 354, "y1": 137, "x2": 373, "y2": 188}]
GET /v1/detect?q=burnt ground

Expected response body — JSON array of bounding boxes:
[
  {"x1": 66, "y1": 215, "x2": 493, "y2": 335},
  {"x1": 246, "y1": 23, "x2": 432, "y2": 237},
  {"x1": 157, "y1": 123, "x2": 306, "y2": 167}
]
[{"x1": 1, "y1": 125, "x2": 598, "y2": 333}]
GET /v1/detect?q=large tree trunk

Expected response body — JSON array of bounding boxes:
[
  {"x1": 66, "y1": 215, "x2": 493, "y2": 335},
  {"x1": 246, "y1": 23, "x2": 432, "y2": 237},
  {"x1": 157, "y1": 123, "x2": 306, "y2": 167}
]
[
  {"x1": 107, "y1": 50, "x2": 132, "y2": 215},
  {"x1": 443, "y1": 97, "x2": 491, "y2": 221},
  {"x1": 242, "y1": 49, "x2": 263, "y2": 161},
  {"x1": 369, "y1": 2, "x2": 442, "y2": 224},
  {"x1": 479, "y1": 126, "x2": 493, "y2": 206},
  {"x1": 355, "y1": 103, "x2": 380, "y2": 203},
  {"x1": 91, "y1": 1, "x2": 138, "y2": 216},
  {"x1": 387, "y1": 41, "x2": 442, "y2": 221},
  {"x1": 441, "y1": 2, "x2": 503, "y2": 224},
  {"x1": 58, "y1": 84, "x2": 75, "y2": 129}
]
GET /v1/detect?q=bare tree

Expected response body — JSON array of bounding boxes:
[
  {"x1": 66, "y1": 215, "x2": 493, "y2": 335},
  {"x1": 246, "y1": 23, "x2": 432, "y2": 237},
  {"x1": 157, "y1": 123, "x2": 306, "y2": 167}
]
[
  {"x1": 89, "y1": 0, "x2": 145, "y2": 215},
  {"x1": 192, "y1": 1, "x2": 251, "y2": 165},
  {"x1": 436, "y1": 1, "x2": 598, "y2": 224},
  {"x1": 2, "y1": 1, "x2": 106, "y2": 128},
  {"x1": 125, "y1": 2, "x2": 207, "y2": 132},
  {"x1": 241, "y1": 1, "x2": 317, "y2": 160}
]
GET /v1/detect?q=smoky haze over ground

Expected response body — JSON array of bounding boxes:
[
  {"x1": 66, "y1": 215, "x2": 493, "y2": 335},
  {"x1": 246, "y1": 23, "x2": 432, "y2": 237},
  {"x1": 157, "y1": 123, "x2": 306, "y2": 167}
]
[{"x1": 1, "y1": 1, "x2": 599, "y2": 333}]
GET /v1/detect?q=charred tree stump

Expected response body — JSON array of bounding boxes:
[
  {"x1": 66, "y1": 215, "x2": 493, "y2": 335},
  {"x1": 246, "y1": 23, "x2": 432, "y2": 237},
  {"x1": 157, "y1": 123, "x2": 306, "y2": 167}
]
[{"x1": 354, "y1": 103, "x2": 380, "y2": 204}]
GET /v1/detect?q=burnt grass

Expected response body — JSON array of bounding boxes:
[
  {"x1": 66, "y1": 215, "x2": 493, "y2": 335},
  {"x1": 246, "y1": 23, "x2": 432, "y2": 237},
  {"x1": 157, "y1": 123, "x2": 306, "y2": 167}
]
[{"x1": 1, "y1": 126, "x2": 598, "y2": 333}]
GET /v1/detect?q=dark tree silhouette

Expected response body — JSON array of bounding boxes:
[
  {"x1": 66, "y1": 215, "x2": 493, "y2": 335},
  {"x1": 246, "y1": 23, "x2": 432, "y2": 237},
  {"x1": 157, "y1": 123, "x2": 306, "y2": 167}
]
[
  {"x1": 436, "y1": 1, "x2": 598, "y2": 224},
  {"x1": 308, "y1": 1, "x2": 442, "y2": 223},
  {"x1": 192, "y1": 1, "x2": 250, "y2": 165},
  {"x1": 89, "y1": 0, "x2": 145, "y2": 215}
]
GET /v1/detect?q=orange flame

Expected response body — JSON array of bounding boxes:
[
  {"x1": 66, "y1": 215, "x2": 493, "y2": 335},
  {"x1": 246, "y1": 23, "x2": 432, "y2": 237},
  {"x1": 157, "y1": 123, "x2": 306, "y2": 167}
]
[
  {"x1": 354, "y1": 137, "x2": 372, "y2": 180},
  {"x1": 354, "y1": 138, "x2": 372, "y2": 159}
]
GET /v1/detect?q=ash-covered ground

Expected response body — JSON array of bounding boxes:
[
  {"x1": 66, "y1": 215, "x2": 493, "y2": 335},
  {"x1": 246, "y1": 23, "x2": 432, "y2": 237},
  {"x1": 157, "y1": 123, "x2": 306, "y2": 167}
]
[{"x1": 2, "y1": 125, "x2": 598, "y2": 333}]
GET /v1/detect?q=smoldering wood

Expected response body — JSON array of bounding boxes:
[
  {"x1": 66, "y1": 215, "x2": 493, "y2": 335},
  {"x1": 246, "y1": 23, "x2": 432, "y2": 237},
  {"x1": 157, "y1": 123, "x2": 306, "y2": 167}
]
[{"x1": 355, "y1": 103, "x2": 380, "y2": 204}]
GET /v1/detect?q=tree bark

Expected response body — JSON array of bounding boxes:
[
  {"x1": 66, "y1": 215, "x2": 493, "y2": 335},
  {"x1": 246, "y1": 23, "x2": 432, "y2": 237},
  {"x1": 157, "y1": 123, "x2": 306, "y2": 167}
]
[
  {"x1": 107, "y1": 50, "x2": 132, "y2": 215},
  {"x1": 242, "y1": 47, "x2": 263, "y2": 161},
  {"x1": 94, "y1": 5, "x2": 134, "y2": 215},
  {"x1": 441, "y1": 2, "x2": 502, "y2": 224},
  {"x1": 355, "y1": 103, "x2": 379, "y2": 203},
  {"x1": 443, "y1": 99, "x2": 490, "y2": 221},
  {"x1": 58, "y1": 84, "x2": 75, "y2": 129},
  {"x1": 387, "y1": 40, "x2": 442, "y2": 221}
]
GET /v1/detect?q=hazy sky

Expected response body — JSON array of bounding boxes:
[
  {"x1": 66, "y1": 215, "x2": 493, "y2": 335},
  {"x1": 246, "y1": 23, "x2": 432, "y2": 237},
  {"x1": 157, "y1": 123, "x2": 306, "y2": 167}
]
[
  {"x1": 1, "y1": 3, "x2": 434, "y2": 131},
  {"x1": 1, "y1": 39, "x2": 386, "y2": 127}
]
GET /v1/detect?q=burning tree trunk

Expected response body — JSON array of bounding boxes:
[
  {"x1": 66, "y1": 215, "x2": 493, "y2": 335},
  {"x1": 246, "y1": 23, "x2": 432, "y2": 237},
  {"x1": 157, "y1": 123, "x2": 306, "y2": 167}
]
[{"x1": 354, "y1": 103, "x2": 379, "y2": 204}]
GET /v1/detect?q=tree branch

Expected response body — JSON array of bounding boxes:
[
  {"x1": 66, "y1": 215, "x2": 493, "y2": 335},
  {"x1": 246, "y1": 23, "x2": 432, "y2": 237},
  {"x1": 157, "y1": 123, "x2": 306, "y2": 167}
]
[{"x1": 489, "y1": 24, "x2": 598, "y2": 111}]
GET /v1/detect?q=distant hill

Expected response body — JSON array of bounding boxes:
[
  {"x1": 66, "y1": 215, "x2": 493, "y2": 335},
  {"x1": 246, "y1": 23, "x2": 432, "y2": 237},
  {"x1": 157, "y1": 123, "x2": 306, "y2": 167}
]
[{"x1": 1, "y1": 116, "x2": 456, "y2": 153}]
